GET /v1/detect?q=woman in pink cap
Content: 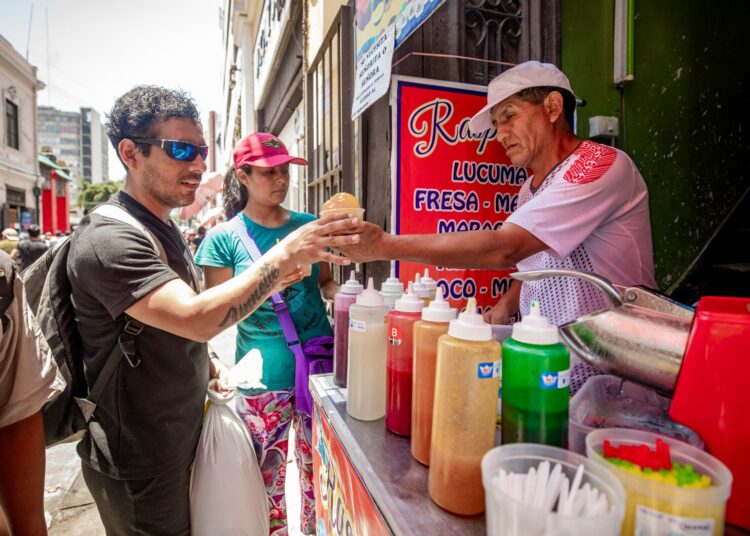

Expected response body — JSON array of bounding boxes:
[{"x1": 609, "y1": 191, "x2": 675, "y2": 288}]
[{"x1": 195, "y1": 133, "x2": 338, "y2": 534}]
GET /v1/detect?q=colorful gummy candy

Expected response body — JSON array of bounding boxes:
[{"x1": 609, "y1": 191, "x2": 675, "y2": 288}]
[{"x1": 603, "y1": 438, "x2": 711, "y2": 488}]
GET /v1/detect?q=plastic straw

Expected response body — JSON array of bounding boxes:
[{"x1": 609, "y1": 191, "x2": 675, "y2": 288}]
[
  {"x1": 491, "y1": 460, "x2": 610, "y2": 518},
  {"x1": 562, "y1": 464, "x2": 585, "y2": 515}
]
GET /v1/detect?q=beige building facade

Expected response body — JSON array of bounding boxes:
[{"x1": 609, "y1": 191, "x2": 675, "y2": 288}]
[{"x1": 0, "y1": 35, "x2": 44, "y2": 229}]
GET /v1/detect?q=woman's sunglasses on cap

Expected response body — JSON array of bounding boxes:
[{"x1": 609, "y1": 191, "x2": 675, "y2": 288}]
[{"x1": 130, "y1": 138, "x2": 209, "y2": 162}]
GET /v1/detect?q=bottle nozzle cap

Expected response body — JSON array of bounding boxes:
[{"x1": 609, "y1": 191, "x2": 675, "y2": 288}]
[
  {"x1": 380, "y1": 263, "x2": 404, "y2": 295},
  {"x1": 411, "y1": 273, "x2": 431, "y2": 299},
  {"x1": 357, "y1": 277, "x2": 386, "y2": 306},
  {"x1": 421, "y1": 286, "x2": 457, "y2": 322},
  {"x1": 448, "y1": 297, "x2": 491, "y2": 340},
  {"x1": 421, "y1": 268, "x2": 438, "y2": 293},
  {"x1": 511, "y1": 299, "x2": 559, "y2": 344},
  {"x1": 394, "y1": 282, "x2": 425, "y2": 312},
  {"x1": 340, "y1": 272, "x2": 364, "y2": 294}
]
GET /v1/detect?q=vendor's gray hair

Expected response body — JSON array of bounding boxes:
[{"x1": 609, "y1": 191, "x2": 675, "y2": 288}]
[{"x1": 515, "y1": 86, "x2": 576, "y2": 129}]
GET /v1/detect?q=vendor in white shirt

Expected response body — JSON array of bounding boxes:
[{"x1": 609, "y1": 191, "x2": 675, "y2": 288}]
[{"x1": 339, "y1": 60, "x2": 656, "y2": 334}]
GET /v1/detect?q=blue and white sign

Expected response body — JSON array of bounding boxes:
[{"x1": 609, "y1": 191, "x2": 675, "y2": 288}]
[
  {"x1": 539, "y1": 369, "x2": 571, "y2": 389},
  {"x1": 478, "y1": 360, "x2": 501, "y2": 379}
]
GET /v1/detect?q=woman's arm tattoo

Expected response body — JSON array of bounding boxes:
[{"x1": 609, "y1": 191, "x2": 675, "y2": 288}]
[{"x1": 218, "y1": 263, "x2": 280, "y2": 327}]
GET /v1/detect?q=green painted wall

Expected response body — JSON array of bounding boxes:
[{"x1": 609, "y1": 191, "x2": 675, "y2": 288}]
[{"x1": 561, "y1": 0, "x2": 750, "y2": 291}]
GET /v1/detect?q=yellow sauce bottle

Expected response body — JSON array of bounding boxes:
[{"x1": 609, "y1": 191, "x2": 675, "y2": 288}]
[{"x1": 428, "y1": 298, "x2": 501, "y2": 515}]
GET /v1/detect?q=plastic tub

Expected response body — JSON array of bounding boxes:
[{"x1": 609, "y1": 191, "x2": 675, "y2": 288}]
[
  {"x1": 481, "y1": 443, "x2": 625, "y2": 536},
  {"x1": 569, "y1": 375, "x2": 704, "y2": 455},
  {"x1": 586, "y1": 428, "x2": 732, "y2": 536},
  {"x1": 319, "y1": 207, "x2": 365, "y2": 220},
  {"x1": 491, "y1": 324, "x2": 512, "y2": 418},
  {"x1": 490, "y1": 323, "x2": 513, "y2": 344}
]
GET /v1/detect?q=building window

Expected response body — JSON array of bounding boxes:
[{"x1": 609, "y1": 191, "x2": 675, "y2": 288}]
[{"x1": 5, "y1": 99, "x2": 19, "y2": 149}]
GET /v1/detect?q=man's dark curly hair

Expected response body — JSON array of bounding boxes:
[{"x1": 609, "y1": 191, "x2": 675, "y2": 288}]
[{"x1": 106, "y1": 85, "x2": 201, "y2": 166}]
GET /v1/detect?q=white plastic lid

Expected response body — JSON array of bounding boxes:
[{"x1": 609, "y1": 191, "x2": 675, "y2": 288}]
[
  {"x1": 340, "y1": 272, "x2": 364, "y2": 295},
  {"x1": 511, "y1": 300, "x2": 559, "y2": 345},
  {"x1": 380, "y1": 264, "x2": 404, "y2": 296},
  {"x1": 448, "y1": 298, "x2": 491, "y2": 341},
  {"x1": 394, "y1": 282, "x2": 425, "y2": 313},
  {"x1": 412, "y1": 273, "x2": 431, "y2": 299},
  {"x1": 421, "y1": 287, "x2": 457, "y2": 322},
  {"x1": 421, "y1": 268, "x2": 438, "y2": 295},
  {"x1": 356, "y1": 277, "x2": 385, "y2": 307}
]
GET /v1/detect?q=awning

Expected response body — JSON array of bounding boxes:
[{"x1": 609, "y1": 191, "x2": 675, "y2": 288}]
[
  {"x1": 198, "y1": 206, "x2": 224, "y2": 228},
  {"x1": 178, "y1": 171, "x2": 224, "y2": 219},
  {"x1": 38, "y1": 154, "x2": 73, "y2": 181}
]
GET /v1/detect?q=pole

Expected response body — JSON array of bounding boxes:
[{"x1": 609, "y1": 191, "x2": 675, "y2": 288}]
[
  {"x1": 26, "y1": 4, "x2": 34, "y2": 61},
  {"x1": 45, "y1": 7, "x2": 51, "y2": 105}
]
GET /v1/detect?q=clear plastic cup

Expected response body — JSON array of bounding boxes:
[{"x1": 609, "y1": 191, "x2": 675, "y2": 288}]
[
  {"x1": 481, "y1": 443, "x2": 625, "y2": 536},
  {"x1": 586, "y1": 428, "x2": 732, "y2": 536},
  {"x1": 319, "y1": 207, "x2": 365, "y2": 221}
]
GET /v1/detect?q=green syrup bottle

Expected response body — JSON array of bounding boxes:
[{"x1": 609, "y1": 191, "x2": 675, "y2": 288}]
[{"x1": 501, "y1": 300, "x2": 570, "y2": 448}]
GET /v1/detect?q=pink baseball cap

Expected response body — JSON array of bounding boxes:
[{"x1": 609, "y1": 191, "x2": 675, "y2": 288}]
[
  {"x1": 468, "y1": 61, "x2": 578, "y2": 134},
  {"x1": 233, "y1": 132, "x2": 308, "y2": 169}
]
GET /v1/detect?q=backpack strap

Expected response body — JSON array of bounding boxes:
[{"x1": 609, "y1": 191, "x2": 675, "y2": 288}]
[
  {"x1": 92, "y1": 204, "x2": 168, "y2": 263},
  {"x1": 86, "y1": 203, "x2": 173, "y2": 375},
  {"x1": 75, "y1": 317, "x2": 144, "y2": 422}
]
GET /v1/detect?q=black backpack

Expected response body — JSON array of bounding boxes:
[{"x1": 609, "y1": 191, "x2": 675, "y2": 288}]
[
  {"x1": 0, "y1": 250, "x2": 16, "y2": 326},
  {"x1": 23, "y1": 204, "x2": 167, "y2": 446}
]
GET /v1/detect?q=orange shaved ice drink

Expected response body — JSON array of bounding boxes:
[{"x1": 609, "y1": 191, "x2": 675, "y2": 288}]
[{"x1": 320, "y1": 192, "x2": 365, "y2": 220}]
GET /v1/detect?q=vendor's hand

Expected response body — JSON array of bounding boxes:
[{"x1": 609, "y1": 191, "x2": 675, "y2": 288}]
[
  {"x1": 275, "y1": 214, "x2": 361, "y2": 269},
  {"x1": 333, "y1": 221, "x2": 388, "y2": 263},
  {"x1": 483, "y1": 301, "x2": 514, "y2": 325},
  {"x1": 209, "y1": 356, "x2": 231, "y2": 392}
]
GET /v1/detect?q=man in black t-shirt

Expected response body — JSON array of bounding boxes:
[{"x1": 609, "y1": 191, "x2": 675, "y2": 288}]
[
  {"x1": 14, "y1": 225, "x2": 48, "y2": 272},
  {"x1": 67, "y1": 85, "x2": 361, "y2": 535}
]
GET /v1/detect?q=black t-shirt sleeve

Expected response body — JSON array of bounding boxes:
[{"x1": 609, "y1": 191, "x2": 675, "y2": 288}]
[{"x1": 71, "y1": 217, "x2": 180, "y2": 319}]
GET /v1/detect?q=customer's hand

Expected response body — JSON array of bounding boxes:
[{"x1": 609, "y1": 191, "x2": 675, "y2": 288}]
[
  {"x1": 209, "y1": 356, "x2": 231, "y2": 392},
  {"x1": 275, "y1": 214, "x2": 361, "y2": 268},
  {"x1": 275, "y1": 266, "x2": 305, "y2": 292}
]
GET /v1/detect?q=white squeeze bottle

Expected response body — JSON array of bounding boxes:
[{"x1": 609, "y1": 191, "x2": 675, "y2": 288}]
[
  {"x1": 380, "y1": 264, "x2": 404, "y2": 310},
  {"x1": 412, "y1": 273, "x2": 432, "y2": 305},
  {"x1": 347, "y1": 278, "x2": 389, "y2": 421},
  {"x1": 421, "y1": 268, "x2": 438, "y2": 300}
]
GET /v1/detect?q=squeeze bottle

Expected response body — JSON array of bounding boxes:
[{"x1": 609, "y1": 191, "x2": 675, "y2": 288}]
[
  {"x1": 386, "y1": 283, "x2": 424, "y2": 436},
  {"x1": 347, "y1": 278, "x2": 389, "y2": 421},
  {"x1": 412, "y1": 273, "x2": 431, "y2": 305},
  {"x1": 428, "y1": 298, "x2": 501, "y2": 515},
  {"x1": 501, "y1": 300, "x2": 570, "y2": 447},
  {"x1": 332, "y1": 272, "x2": 363, "y2": 387},
  {"x1": 411, "y1": 288, "x2": 456, "y2": 465},
  {"x1": 420, "y1": 268, "x2": 438, "y2": 300},
  {"x1": 380, "y1": 265, "x2": 404, "y2": 310}
]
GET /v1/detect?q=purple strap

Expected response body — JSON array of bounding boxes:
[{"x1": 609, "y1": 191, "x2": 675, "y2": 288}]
[{"x1": 229, "y1": 216, "x2": 329, "y2": 415}]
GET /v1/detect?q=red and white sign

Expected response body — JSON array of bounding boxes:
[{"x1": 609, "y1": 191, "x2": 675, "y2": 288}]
[{"x1": 390, "y1": 76, "x2": 527, "y2": 312}]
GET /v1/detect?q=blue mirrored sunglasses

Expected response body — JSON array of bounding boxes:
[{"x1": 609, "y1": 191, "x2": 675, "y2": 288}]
[{"x1": 130, "y1": 138, "x2": 209, "y2": 162}]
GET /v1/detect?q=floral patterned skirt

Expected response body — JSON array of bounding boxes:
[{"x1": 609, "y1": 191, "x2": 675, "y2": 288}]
[{"x1": 236, "y1": 390, "x2": 315, "y2": 535}]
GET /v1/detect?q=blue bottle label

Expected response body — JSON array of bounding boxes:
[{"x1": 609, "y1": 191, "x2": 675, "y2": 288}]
[
  {"x1": 539, "y1": 369, "x2": 570, "y2": 389},
  {"x1": 478, "y1": 361, "x2": 501, "y2": 379}
]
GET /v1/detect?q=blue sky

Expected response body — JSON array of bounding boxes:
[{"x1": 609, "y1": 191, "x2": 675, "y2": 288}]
[{"x1": 0, "y1": 0, "x2": 224, "y2": 179}]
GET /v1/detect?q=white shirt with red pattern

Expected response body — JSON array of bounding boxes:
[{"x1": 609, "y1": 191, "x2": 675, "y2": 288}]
[{"x1": 506, "y1": 140, "x2": 656, "y2": 327}]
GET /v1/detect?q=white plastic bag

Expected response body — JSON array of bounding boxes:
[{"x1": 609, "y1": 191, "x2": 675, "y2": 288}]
[{"x1": 190, "y1": 380, "x2": 269, "y2": 536}]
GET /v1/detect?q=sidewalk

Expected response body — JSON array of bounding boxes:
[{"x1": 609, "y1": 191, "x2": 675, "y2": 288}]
[{"x1": 44, "y1": 325, "x2": 304, "y2": 535}]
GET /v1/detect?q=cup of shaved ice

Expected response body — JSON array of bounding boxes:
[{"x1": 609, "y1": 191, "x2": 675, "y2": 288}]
[{"x1": 319, "y1": 192, "x2": 365, "y2": 221}]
